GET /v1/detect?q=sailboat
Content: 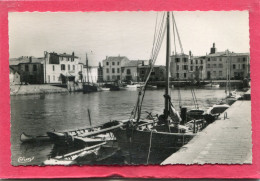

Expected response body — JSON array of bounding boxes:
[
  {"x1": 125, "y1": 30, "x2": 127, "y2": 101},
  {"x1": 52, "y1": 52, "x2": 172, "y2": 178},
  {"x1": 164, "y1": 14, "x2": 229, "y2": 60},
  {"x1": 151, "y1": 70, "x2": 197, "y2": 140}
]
[
  {"x1": 83, "y1": 53, "x2": 99, "y2": 93},
  {"x1": 225, "y1": 50, "x2": 241, "y2": 105},
  {"x1": 111, "y1": 12, "x2": 204, "y2": 163}
]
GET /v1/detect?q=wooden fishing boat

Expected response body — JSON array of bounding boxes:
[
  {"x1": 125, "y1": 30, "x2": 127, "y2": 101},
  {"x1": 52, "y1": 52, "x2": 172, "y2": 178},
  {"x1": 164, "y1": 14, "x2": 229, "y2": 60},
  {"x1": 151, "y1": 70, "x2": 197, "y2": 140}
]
[
  {"x1": 111, "y1": 12, "x2": 205, "y2": 162},
  {"x1": 43, "y1": 142, "x2": 106, "y2": 165},
  {"x1": 20, "y1": 132, "x2": 50, "y2": 143}
]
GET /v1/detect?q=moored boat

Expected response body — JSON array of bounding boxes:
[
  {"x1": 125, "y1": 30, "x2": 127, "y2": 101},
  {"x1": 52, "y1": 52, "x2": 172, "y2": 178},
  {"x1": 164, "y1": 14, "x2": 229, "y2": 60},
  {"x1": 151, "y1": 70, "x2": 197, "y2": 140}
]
[{"x1": 20, "y1": 132, "x2": 50, "y2": 143}]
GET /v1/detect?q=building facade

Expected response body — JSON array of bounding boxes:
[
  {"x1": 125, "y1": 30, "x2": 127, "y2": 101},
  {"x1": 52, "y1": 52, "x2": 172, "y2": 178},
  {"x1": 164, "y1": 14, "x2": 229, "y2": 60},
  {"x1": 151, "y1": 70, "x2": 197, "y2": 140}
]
[
  {"x1": 44, "y1": 51, "x2": 83, "y2": 84},
  {"x1": 169, "y1": 43, "x2": 250, "y2": 80},
  {"x1": 9, "y1": 56, "x2": 45, "y2": 84},
  {"x1": 102, "y1": 56, "x2": 130, "y2": 82},
  {"x1": 170, "y1": 53, "x2": 189, "y2": 80},
  {"x1": 138, "y1": 65, "x2": 166, "y2": 82},
  {"x1": 121, "y1": 60, "x2": 148, "y2": 82},
  {"x1": 9, "y1": 67, "x2": 20, "y2": 85}
]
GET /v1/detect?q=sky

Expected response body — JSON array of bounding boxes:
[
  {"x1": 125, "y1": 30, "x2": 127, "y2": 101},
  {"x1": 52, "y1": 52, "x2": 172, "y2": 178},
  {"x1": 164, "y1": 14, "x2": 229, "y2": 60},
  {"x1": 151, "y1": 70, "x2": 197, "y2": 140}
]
[{"x1": 9, "y1": 11, "x2": 249, "y2": 66}]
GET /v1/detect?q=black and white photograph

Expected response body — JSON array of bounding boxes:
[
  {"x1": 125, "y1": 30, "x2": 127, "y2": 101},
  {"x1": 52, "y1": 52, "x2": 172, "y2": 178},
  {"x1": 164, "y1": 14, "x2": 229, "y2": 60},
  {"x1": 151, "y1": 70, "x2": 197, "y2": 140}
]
[{"x1": 9, "y1": 11, "x2": 251, "y2": 166}]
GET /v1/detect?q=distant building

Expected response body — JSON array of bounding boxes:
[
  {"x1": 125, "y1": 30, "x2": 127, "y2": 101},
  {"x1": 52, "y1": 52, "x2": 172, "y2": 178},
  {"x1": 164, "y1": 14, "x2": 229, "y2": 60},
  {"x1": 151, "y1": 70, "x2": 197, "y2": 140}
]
[
  {"x1": 169, "y1": 43, "x2": 250, "y2": 80},
  {"x1": 121, "y1": 60, "x2": 148, "y2": 82},
  {"x1": 205, "y1": 44, "x2": 250, "y2": 80},
  {"x1": 9, "y1": 67, "x2": 20, "y2": 85},
  {"x1": 102, "y1": 56, "x2": 130, "y2": 82},
  {"x1": 170, "y1": 53, "x2": 189, "y2": 80},
  {"x1": 138, "y1": 65, "x2": 166, "y2": 82},
  {"x1": 9, "y1": 56, "x2": 45, "y2": 84},
  {"x1": 189, "y1": 55, "x2": 207, "y2": 81},
  {"x1": 44, "y1": 51, "x2": 83, "y2": 84}
]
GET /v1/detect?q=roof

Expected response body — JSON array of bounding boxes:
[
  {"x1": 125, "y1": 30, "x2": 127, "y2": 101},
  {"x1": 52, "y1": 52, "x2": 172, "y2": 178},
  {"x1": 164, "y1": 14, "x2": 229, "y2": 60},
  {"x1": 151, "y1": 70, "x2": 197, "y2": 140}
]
[
  {"x1": 207, "y1": 52, "x2": 249, "y2": 57},
  {"x1": 104, "y1": 56, "x2": 129, "y2": 62},
  {"x1": 59, "y1": 53, "x2": 79, "y2": 58},
  {"x1": 122, "y1": 60, "x2": 148, "y2": 67},
  {"x1": 9, "y1": 57, "x2": 45, "y2": 65}
]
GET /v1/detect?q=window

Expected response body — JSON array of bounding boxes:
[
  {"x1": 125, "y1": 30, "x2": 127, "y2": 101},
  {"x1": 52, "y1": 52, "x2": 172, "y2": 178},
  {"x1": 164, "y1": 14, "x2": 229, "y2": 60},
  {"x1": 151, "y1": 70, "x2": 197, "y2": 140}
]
[
  {"x1": 25, "y1": 65, "x2": 29, "y2": 71},
  {"x1": 243, "y1": 57, "x2": 246, "y2": 62},
  {"x1": 107, "y1": 75, "x2": 110, "y2": 81},
  {"x1": 208, "y1": 58, "x2": 210, "y2": 61},
  {"x1": 112, "y1": 75, "x2": 116, "y2": 80},
  {"x1": 106, "y1": 62, "x2": 109, "y2": 66},
  {"x1": 200, "y1": 59, "x2": 203, "y2": 64},
  {"x1": 53, "y1": 65, "x2": 55, "y2": 71},
  {"x1": 117, "y1": 68, "x2": 120, "y2": 73},
  {"x1": 176, "y1": 73, "x2": 179, "y2": 78},
  {"x1": 183, "y1": 58, "x2": 188, "y2": 62},
  {"x1": 196, "y1": 59, "x2": 198, "y2": 64},
  {"x1": 177, "y1": 65, "x2": 179, "y2": 71},
  {"x1": 213, "y1": 64, "x2": 217, "y2": 68},
  {"x1": 233, "y1": 64, "x2": 236, "y2": 69},
  {"x1": 117, "y1": 75, "x2": 120, "y2": 80},
  {"x1": 106, "y1": 68, "x2": 109, "y2": 73},
  {"x1": 219, "y1": 58, "x2": 222, "y2": 61},
  {"x1": 219, "y1": 64, "x2": 223, "y2": 68},
  {"x1": 73, "y1": 65, "x2": 75, "y2": 70},
  {"x1": 190, "y1": 66, "x2": 193, "y2": 71},
  {"x1": 184, "y1": 73, "x2": 187, "y2": 78},
  {"x1": 184, "y1": 65, "x2": 188, "y2": 70},
  {"x1": 243, "y1": 64, "x2": 246, "y2": 69},
  {"x1": 61, "y1": 64, "x2": 65, "y2": 70},
  {"x1": 33, "y1": 65, "x2": 37, "y2": 71},
  {"x1": 112, "y1": 62, "x2": 115, "y2": 66},
  {"x1": 117, "y1": 62, "x2": 120, "y2": 65},
  {"x1": 175, "y1": 58, "x2": 180, "y2": 62},
  {"x1": 112, "y1": 68, "x2": 115, "y2": 73},
  {"x1": 190, "y1": 60, "x2": 193, "y2": 64},
  {"x1": 213, "y1": 71, "x2": 216, "y2": 76},
  {"x1": 219, "y1": 71, "x2": 223, "y2": 76},
  {"x1": 68, "y1": 65, "x2": 70, "y2": 71},
  {"x1": 200, "y1": 66, "x2": 203, "y2": 70},
  {"x1": 127, "y1": 69, "x2": 131, "y2": 75},
  {"x1": 196, "y1": 66, "x2": 198, "y2": 70}
]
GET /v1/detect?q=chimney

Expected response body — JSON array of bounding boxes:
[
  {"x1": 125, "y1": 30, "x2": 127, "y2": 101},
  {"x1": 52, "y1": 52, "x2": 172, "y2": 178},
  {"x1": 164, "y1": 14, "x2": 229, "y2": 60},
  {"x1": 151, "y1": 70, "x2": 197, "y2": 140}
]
[
  {"x1": 210, "y1": 43, "x2": 217, "y2": 54},
  {"x1": 29, "y1": 56, "x2": 32, "y2": 63},
  {"x1": 72, "y1": 52, "x2": 75, "y2": 61},
  {"x1": 142, "y1": 61, "x2": 144, "y2": 66}
]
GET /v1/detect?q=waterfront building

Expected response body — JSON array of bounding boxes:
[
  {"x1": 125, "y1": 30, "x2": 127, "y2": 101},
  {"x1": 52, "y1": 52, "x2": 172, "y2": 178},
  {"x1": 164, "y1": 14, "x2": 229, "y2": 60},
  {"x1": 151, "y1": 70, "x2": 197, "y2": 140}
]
[
  {"x1": 205, "y1": 43, "x2": 250, "y2": 80},
  {"x1": 170, "y1": 53, "x2": 190, "y2": 80},
  {"x1": 102, "y1": 56, "x2": 130, "y2": 82},
  {"x1": 9, "y1": 56, "x2": 45, "y2": 84},
  {"x1": 189, "y1": 55, "x2": 207, "y2": 81},
  {"x1": 9, "y1": 67, "x2": 20, "y2": 85},
  {"x1": 121, "y1": 60, "x2": 148, "y2": 82},
  {"x1": 44, "y1": 51, "x2": 83, "y2": 84},
  {"x1": 169, "y1": 43, "x2": 250, "y2": 81},
  {"x1": 138, "y1": 65, "x2": 166, "y2": 82}
]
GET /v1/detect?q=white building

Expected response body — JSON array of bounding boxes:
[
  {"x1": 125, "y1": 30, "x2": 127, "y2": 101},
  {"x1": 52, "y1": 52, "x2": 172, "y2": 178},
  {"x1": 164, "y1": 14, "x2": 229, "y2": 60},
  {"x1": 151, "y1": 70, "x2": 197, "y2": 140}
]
[
  {"x1": 102, "y1": 56, "x2": 130, "y2": 82},
  {"x1": 44, "y1": 51, "x2": 83, "y2": 83}
]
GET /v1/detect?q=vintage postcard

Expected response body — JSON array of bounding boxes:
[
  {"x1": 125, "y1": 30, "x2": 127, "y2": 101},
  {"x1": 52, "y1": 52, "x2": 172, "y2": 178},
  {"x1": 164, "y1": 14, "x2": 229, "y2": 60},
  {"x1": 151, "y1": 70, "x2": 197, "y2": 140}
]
[{"x1": 8, "y1": 11, "x2": 251, "y2": 167}]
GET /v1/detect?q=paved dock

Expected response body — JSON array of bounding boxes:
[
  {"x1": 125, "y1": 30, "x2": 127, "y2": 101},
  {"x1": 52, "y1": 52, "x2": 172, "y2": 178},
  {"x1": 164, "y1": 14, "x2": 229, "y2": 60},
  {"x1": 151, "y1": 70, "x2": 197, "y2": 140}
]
[{"x1": 161, "y1": 100, "x2": 252, "y2": 165}]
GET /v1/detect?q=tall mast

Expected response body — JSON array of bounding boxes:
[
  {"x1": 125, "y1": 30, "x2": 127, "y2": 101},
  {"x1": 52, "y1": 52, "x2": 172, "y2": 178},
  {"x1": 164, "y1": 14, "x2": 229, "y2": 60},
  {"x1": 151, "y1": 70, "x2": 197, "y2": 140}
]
[
  {"x1": 164, "y1": 12, "x2": 170, "y2": 116},
  {"x1": 86, "y1": 53, "x2": 90, "y2": 84}
]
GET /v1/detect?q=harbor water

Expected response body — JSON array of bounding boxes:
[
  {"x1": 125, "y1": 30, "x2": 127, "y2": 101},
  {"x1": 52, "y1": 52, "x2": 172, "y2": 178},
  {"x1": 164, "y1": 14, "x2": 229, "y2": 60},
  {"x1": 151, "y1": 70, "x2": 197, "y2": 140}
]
[{"x1": 11, "y1": 88, "x2": 228, "y2": 165}]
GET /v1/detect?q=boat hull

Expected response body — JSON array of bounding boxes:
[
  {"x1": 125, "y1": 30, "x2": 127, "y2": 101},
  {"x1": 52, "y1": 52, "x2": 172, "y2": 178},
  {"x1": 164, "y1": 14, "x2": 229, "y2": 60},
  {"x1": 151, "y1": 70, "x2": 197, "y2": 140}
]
[
  {"x1": 113, "y1": 128, "x2": 195, "y2": 152},
  {"x1": 83, "y1": 84, "x2": 98, "y2": 93}
]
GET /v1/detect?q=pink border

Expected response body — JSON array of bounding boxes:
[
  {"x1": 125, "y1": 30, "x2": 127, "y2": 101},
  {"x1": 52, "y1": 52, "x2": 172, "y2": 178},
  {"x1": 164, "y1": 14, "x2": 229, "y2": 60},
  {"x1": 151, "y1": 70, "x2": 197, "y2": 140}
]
[{"x1": 0, "y1": 0, "x2": 259, "y2": 178}]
